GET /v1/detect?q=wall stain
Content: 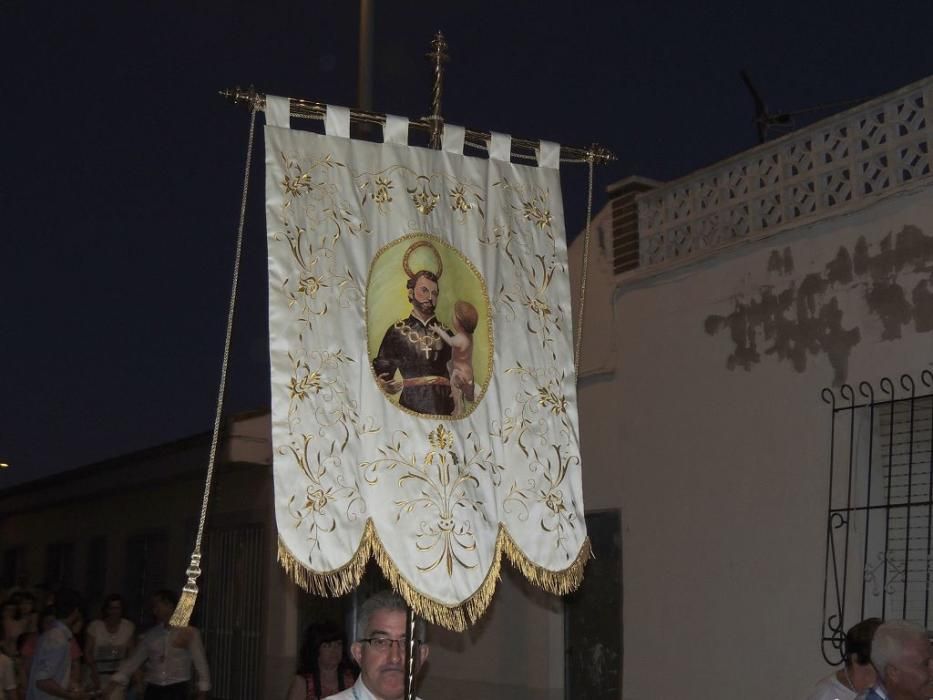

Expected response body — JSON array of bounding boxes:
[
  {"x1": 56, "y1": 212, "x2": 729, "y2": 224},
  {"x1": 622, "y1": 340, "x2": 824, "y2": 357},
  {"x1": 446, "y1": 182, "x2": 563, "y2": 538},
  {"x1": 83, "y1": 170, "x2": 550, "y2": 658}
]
[
  {"x1": 704, "y1": 224, "x2": 933, "y2": 385},
  {"x1": 767, "y1": 247, "x2": 795, "y2": 276}
]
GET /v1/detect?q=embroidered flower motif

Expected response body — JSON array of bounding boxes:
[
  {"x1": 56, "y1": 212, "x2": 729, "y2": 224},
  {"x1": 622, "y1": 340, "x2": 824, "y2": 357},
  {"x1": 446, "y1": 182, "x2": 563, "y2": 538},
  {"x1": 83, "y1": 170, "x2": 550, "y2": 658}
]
[
  {"x1": 289, "y1": 370, "x2": 322, "y2": 401},
  {"x1": 449, "y1": 185, "x2": 472, "y2": 214},
  {"x1": 297, "y1": 275, "x2": 323, "y2": 297},
  {"x1": 305, "y1": 487, "x2": 330, "y2": 512},
  {"x1": 374, "y1": 177, "x2": 394, "y2": 205},
  {"x1": 542, "y1": 490, "x2": 566, "y2": 515},
  {"x1": 409, "y1": 184, "x2": 440, "y2": 215},
  {"x1": 521, "y1": 199, "x2": 552, "y2": 229},
  {"x1": 536, "y1": 387, "x2": 567, "y2": 414},
  {"x1": 428, "y1": 424, "x2": 454, "y2": 451}
]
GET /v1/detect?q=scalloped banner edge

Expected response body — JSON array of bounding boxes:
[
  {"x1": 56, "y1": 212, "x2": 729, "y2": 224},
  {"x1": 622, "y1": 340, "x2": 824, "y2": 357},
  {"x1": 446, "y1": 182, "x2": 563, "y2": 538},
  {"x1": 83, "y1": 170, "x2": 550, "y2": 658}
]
[{"x1": 277, "y1": 519, "x2": 593, "y2": 632}]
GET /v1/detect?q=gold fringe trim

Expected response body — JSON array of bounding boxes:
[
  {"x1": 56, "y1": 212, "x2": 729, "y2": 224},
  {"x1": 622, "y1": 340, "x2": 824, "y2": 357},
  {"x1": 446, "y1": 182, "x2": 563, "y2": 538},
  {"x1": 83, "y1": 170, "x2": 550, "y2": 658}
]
[{"x1": 278, "y1": 520, "x2": 593, "y2": 632}]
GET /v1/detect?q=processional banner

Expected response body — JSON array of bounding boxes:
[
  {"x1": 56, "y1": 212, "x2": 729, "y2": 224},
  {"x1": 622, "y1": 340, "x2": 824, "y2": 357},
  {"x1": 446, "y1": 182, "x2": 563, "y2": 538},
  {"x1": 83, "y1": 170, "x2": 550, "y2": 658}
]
[{"x1": 265, "y1": 102, "x2": 588, "y2": 629}]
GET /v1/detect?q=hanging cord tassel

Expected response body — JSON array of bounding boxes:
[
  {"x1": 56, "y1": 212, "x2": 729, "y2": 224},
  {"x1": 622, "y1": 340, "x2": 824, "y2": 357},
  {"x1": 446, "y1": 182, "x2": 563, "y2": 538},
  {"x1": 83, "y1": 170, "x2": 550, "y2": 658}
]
[
  {"x1": 574, "y1": 152, "x2": 596, "y2": 378},
  {"x1": 170, "y1": 103, "x2": 258, "y2": 627}
]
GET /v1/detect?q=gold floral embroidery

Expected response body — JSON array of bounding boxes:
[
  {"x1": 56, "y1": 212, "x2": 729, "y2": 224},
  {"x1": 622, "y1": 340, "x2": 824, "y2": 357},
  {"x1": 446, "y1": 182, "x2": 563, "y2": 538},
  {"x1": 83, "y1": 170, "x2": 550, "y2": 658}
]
[
  {"x1": 360, "y1": 427, "x2": 505, "y2": 575},
  {"x1": 503, "y1": 443, "x2": 579, "y2": 559},
  {"x1": 449, "y1": 185, "x2": 472, "y2": 214},
  {"x1": 284, "y1": 435, "x2": 365, "y2": 559},
  {"x1": 286, "y1": 347, "x2": 379, "y2": 448},
  {"x1": 408, "y1": 181, "x2": 440, "y2": 215},
  {"x1": 374, "y1": 177, "x2": 393, "y2": 204},
  {"x1": 492, "y1": 364, "x2": 572, "y2": 457},
  {"x1": 355, "y1": 166, "x2": 484, "y2": 221},
  {"x1": 496, "y1": 255, "x2": 564, "y2": 360},
  {"x1": 520, "y1": 193, "x2": 553, "y2": 229}
]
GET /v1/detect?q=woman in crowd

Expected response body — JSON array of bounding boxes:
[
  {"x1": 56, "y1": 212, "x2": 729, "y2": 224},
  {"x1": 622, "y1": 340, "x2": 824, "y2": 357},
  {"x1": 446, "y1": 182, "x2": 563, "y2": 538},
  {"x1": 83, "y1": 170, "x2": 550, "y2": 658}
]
[
  {"x1": 0, "y1": 598, "x2": 24, "y2": 658},
  {"x1": 86, "y1": 594, "x2": 135, "y2": 699},
  {"x1": 16, "y1": 594, "x2": 37, "y2": 639},
  {"x1": 286, "y1": 622, "x2": 356, "y2": 700}
]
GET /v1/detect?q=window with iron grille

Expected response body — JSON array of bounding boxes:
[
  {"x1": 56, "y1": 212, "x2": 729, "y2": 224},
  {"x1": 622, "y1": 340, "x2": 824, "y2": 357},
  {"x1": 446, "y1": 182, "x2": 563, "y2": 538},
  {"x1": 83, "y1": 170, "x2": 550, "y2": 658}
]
[
  {"x1": 2, "y1": 547, "x2": 25, "y2": 589},
  {"x1": 123, "y1": 529, "x2": 169, "y2": 627},
  {"x1": 821, "y1": 372, "x2": 933, "y2": 663},
  {"x1": 45, "y1": 541, "x2": 75, "y2": 589},
  {"x1": 85, "y1": 536, "x2": 108, "y2": 609}
]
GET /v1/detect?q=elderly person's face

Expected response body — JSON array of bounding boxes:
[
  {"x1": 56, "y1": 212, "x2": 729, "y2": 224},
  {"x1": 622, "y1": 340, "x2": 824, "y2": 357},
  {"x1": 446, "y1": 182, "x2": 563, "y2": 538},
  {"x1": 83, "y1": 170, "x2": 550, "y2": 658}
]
[
  {"x1": 888, "y1": 636, "x2": 933, "y2": 699},
  {"x1": 351, "y1": 608, "x2": 428, "y2": 700}
]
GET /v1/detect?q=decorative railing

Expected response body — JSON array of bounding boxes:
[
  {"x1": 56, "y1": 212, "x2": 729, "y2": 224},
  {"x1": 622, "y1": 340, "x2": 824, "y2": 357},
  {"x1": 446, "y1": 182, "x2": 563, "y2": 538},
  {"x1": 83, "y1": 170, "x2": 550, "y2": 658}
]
[{"x1": 636, "y1": 76, "x2": 933, "y2": 267}]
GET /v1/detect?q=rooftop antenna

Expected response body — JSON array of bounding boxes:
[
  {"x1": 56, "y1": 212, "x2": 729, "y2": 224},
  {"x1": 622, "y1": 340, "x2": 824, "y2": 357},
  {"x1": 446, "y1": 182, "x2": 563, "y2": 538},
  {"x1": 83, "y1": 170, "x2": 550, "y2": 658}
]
[
  {"x1": 740, "y1": 69, "x2": 793, "y2": 144},
  {"x1": 741, "y1": 69, "x2": 871, "y2": 144}
]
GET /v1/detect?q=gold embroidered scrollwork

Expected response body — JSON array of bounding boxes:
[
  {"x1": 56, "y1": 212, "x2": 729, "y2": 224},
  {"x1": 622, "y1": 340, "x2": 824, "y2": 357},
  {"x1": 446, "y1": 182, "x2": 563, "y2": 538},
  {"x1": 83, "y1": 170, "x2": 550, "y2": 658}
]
[
  {"x1": 287, "y1": 345, "x2": 379, "y2": 449},
  {"x1": 503, "y1": 442, "x2": 579, "y2": 560},
  {"x1": 491, "y1": 364, "x2": 573, "y2": 457},
  {"x1": 360, "y1": 425, "x2": 504, "y2": 576},
  {"x1": 355, "y1": 165, "x2": 485, "y2": 222},
  {"x1": 283, "y1": 435, "x2": 365, "y2": 562}
]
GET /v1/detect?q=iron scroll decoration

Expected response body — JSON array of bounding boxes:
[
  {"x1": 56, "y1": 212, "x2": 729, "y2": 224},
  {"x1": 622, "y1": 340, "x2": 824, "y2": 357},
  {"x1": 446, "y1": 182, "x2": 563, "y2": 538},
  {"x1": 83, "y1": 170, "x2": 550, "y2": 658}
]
[{"x1": 819, "y1": 370, "x2": 933, "y2": 664}]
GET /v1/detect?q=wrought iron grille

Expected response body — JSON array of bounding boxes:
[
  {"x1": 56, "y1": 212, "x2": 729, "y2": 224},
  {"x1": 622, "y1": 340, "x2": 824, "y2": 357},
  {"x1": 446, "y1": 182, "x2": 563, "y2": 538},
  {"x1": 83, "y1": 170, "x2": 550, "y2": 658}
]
[
  {"x1": 199, "y1": 523, "x2": 264, "y2": 700},
  {"x1": 821, "y1": 371, "x2": 933, "y2": 663}
]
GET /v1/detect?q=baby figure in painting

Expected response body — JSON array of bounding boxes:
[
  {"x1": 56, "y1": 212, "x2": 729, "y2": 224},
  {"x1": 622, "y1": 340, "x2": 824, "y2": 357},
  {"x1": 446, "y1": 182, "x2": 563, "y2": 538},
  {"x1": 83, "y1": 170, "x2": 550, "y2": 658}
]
[{"x1": 431, "y1": 300, "x2": 478, "y2": 416}]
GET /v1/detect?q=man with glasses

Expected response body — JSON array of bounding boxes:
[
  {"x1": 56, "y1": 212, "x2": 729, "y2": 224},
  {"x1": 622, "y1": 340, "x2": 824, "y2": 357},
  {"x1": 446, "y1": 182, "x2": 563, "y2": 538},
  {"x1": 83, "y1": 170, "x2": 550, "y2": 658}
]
[
  {"x1": 325, "y1": 591, "x2": 429, "y2": 700},
  {"x1": 862, "y1": 620, "x2": 933, "y2": 700}
]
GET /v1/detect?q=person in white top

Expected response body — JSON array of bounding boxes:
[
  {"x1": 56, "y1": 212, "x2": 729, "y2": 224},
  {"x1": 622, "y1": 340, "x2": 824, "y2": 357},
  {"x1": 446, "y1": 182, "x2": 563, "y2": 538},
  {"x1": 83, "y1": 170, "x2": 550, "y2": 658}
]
[
  {"x1": 107, "y1": 590, "x2": 210, "y2": 700},
  {"x1": 805, "y1": 617, "x2": 881, "y2": 700},
  {"x1": 324, "y1": 591, "x2": 429, "y2": 700},
  {"x1": 0, "y1": 649, "x2": 16, "y2": 700},
  {"x1": 85, "y1": 594, "x2": 135, "y2": 700}
]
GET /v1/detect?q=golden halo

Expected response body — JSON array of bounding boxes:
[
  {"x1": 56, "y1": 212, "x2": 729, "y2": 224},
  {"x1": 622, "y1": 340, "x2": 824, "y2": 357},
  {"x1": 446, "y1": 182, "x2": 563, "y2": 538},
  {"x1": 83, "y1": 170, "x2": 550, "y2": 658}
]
[{"x1": 402, "y1": 240, "x2": 443, "y2": 279}]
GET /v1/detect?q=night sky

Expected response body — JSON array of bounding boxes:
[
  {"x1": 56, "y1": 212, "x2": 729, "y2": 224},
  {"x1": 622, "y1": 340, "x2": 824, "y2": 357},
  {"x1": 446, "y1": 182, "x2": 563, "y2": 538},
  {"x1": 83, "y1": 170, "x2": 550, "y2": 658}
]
[{"x1": 3, "y1": 2, "x2": 933, "y2": 487}]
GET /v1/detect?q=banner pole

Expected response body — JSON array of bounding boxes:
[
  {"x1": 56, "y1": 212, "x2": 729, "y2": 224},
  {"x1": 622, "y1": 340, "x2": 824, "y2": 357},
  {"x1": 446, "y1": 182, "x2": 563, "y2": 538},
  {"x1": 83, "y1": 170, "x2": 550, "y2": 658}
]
[{"x1": 426, "y1": 31, "x2": 448, "y2": 149}]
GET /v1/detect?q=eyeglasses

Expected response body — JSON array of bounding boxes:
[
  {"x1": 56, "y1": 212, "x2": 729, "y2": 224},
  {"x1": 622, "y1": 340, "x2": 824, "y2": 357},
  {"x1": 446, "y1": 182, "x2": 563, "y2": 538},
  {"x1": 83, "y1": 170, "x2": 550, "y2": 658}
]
[{"x1": 359, "y1": 637, "x2": 422, "y2": 652}]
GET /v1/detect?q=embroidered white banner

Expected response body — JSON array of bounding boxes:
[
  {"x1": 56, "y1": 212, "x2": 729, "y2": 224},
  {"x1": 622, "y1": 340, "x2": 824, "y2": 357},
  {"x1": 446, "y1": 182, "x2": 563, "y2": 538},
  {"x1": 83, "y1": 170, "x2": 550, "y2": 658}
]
[{"x1": 266, "y1": 117, "x2": 588, "y2": 630}]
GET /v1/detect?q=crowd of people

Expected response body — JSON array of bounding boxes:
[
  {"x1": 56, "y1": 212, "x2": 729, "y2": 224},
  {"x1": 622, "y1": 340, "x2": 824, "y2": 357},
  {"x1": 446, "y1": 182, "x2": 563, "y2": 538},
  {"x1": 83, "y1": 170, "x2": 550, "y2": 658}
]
[
  {"x1": 0, "y1": 587, "x2": 425, "y2": 700},
  {"x1": 805, "y1": 617, "x2": 933, "y2": 700},
  {"x1": 0, "y1": 586, "x2": 210, "y2": 700}
]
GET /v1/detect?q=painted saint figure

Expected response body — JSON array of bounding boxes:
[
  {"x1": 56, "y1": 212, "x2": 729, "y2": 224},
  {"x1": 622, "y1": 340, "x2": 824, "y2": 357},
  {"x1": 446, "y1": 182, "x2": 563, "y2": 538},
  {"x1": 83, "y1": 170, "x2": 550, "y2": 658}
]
[
  {"x1": 431, "y1": 300, "x2": 477, "y2": 416},
  {"x1": 374, "y1": 270, "x2": 456, "y2": 416}
]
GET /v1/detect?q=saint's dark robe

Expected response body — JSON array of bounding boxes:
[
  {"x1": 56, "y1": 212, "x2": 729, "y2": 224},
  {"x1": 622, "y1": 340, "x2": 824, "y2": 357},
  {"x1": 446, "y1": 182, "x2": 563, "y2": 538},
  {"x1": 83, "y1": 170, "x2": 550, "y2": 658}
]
[{"x1": 373, "y1": 314, "x2": 454, "y2": 415}]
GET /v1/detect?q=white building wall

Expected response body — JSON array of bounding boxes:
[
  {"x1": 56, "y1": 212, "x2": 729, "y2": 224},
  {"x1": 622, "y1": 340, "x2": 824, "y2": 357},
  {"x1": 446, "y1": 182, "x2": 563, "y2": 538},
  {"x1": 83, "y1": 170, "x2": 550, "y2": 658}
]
[{"x1": 572, "y1": 180, "x2": 933, "y2": 699}]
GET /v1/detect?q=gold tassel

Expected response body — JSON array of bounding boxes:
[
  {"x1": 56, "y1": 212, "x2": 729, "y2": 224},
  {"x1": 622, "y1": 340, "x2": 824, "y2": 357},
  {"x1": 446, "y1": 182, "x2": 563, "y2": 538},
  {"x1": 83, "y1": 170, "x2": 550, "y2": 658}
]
[{"x1": 169, "y1": 552, "x2": 202, "y2": 627}]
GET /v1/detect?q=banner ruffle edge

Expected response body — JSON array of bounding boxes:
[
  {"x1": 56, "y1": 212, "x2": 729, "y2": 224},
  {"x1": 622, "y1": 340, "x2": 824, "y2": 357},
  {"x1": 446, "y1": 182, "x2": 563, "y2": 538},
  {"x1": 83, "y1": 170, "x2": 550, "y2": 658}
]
[{"x1": 277, "y1": 520, "x2": 592, "y2": 632}]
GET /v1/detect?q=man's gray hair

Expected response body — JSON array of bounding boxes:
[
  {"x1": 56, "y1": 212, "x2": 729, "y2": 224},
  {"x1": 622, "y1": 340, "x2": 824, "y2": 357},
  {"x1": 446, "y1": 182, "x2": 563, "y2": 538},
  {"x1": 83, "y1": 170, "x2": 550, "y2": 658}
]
[
  {"x1": 871, "y1": 620, "x2": 928, "y2": 675},
  {"x1": 354, "y1": 590, "x2": 426, "y2": 642}
]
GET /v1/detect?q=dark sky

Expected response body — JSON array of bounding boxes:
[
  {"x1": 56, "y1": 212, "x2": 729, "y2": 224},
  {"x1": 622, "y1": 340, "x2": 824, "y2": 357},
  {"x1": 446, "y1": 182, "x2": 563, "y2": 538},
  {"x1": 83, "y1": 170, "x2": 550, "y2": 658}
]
[{"x1": 3, "y1": 1, "x2": 933, "y2": 487}]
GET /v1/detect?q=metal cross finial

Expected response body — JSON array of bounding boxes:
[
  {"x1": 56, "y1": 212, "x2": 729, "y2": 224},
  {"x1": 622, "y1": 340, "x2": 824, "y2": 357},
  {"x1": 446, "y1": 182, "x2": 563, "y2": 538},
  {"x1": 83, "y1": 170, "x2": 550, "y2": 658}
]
[{"x1": 427, "y1": 31, "x2": 449, "y2": 149}]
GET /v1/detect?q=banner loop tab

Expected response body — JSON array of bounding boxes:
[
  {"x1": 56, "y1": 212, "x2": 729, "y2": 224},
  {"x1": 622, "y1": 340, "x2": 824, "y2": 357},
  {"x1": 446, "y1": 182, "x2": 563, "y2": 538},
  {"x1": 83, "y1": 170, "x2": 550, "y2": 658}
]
[
  {"x1": 442, "y1": 124, "x2": 466, "y2": 154},
  {"x1": 325, "y1": 105, "x2": 351, "y2": 138},
  {"x1": 538, "y1": 141, "x2": 561, "y2": 170},
  {"x1": 489, "y1": 132, "x2": 512, "y2": 162},
  {"x1": 265, "y1": 95, "x2": 290, "y2": 129},
  {"x1": 384, "y1": 115, "x2": 409, "y2": 145}
]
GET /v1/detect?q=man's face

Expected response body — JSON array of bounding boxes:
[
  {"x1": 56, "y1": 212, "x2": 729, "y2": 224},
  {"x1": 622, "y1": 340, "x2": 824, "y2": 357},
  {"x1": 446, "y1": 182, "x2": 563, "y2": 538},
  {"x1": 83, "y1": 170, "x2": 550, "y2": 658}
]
[
  {"x1": 888, "y1": 637, "x2": 933, "y2": 699},
  {"x1": 351, "y1": 609, "x2": 428, "y2": 700},
  {"x1": 408, "y1": 276, "x2": 439, "y2": 319},
  {"x1": 151, "y1": 596, "x2": 174, "y2": 624}
]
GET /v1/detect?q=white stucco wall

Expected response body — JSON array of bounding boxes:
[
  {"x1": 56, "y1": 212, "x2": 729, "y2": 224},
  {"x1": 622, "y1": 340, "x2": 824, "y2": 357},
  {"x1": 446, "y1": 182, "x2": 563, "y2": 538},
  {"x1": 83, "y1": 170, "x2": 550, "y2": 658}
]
[{"x1": 571, "y1": 181, "x2": 933, "y2": 699}]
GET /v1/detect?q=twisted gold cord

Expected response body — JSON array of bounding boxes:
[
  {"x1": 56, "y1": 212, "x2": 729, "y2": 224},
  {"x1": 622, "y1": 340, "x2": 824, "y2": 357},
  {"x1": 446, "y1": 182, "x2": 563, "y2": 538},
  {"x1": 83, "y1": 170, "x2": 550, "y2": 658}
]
[
  {"x1": 170, "y1": 104, "x2": 257, "y2": 627},
  {"x1": 574, "y1": 154, "x2": 595, "y2": 378}
]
